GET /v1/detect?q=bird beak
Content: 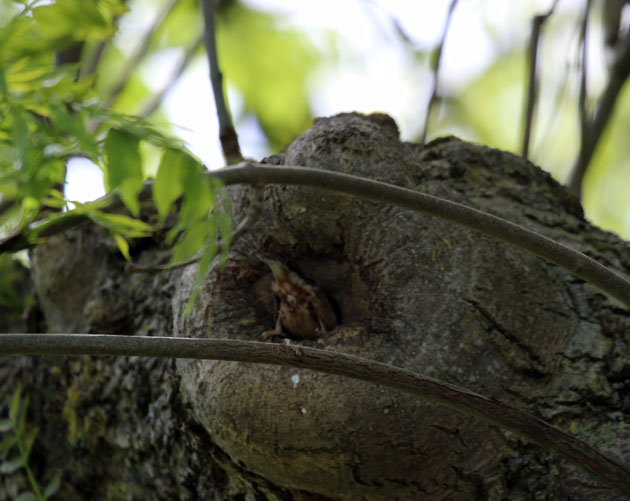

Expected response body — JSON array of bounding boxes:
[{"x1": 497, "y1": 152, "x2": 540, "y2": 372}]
[{"x1": 257, "y1": 254, "x2": 284, "y2": 278}]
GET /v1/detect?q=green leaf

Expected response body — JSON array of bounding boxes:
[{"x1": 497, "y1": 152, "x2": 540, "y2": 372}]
[
  {"x1": 16, "y1": 492, "x2": 38, "y2": 501},
  {"x1": 43, "y1": 471, "x2": 62, "y2": 498},
  {"x1": 197, "y1": 234, "x2": 218, "y2": 286},
  {"x1": 0, "y1": 454, "x2": 24, "y2": 474},
  {"x1": 32, "y1": 0, "x2": 115, "y2": 42},
  {"x1": 104, "y1": 128, "x2": 144, "y2": 216},
  {"x1": 9, "y1": 383, "x2": 21, "y2": 424},
  {"x1": 0, "y1": 67, "x2": 8, "y2": 97},
  {"x1": 0, "y1": 435, "x2": 18, "y2": 457},
  {"x1": 111, "y1": 233, "x2": 130, "y2": 261},
  {"x1": 184, "y1": 221, "x2": 220, "y2": 317},
  {"x1": 178, "y1": 172, "x2": 214, "y2": 229},
  {"x1": 11, "y1": 107, "x2": 29, "y2": 170},
  {"x1": 172, "y1": 219, "x2": 215, "y2": 263},
  {"x1": 153, "y1": 149, "x2": 191, "y2": 223},
  {"x1": 22, "y1": 425, "x2": 38, "y2": 460},
  {"x1": 16, "y1": 395, "x2": 29, "y2": 437},
  {"x1": 87, "y1": 212, "x2": 154, "y2": 238},
  {"x1": 183, "y1": 288, "x2": 199, "y2": 317},
  {"x1": 49, "y1": 103, "x2": 99, "y2": 161}
]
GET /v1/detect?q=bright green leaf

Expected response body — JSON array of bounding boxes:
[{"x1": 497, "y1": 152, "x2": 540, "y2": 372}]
[
  {"x1": 178, "y1": 173, "x2": 213, "y2": 229},
  {"x1": 32, "y1": 0, "x2": 114, "y2": 42},
  {"x1": 11, "y1": 107, "x2": 28, "y2": 169},
  {"x1": 183, "y1": 236, "x2": 218, "y2": 317},
  {"x1": 87, "y1": 212, "x2": 153, "y2": 238},
  {"x1": 183, "y1": 288, "x2": 199, "y2": 317},
  {"x1": 49, "y1": 103, "x2": 99, "y2": 160},
  {"x1": 104, "y1": 128, "x2": 143, "y2": 216},
  {"x1": 153, "y1": 149, "x2": 192, "y2": 223},
  {"x1": 111, "y1": 233, "x2": 130, "y2": 261},
  {"x1": 197, "y1": 235, "x2": 217, "y2": 286},
  {"x1": 20, "y1": 196, "x2": 40, "y2": 229},
  {"x1": 172, "y1": 219, "x2": 215, "y2": 263}
]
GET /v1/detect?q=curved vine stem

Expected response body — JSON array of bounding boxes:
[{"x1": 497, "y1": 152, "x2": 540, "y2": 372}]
[
  {"x1": 1, "y1": 162, "x2": 629, "y2": 306},
  {"x1": 0, "y1": 334, "x2": 629, "y2": 496}
]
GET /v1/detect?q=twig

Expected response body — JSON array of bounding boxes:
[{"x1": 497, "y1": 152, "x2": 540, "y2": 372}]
[
  {"x1": 421, "y1": 0, "x2": 459, "y2": 145},
  {"x1": 360, "y1": 0, "x2": 415, "y2": 46},
  {"x1": 577, "y1": 0, "x2": 592, "y2": 149},
  {"x1": 101, "y1": 0, "x2": 179, "y2": 110},
  {"x1": 568, "y1": 13, "x2": 630, "y2": 194},
  {"x1": 80, "y1": 41, "x2": 109, "y2": 81},
  {"x1": 200, "y1": 0, "x2": 243, "y2": 163},
  {"x1": 0, "y1": 334, "x2": 629, "y2": 496},
  {"x1": 140, "y1": 31, "x2": 205, "y2": 117},
  {"x1": 521, "y1": 0, "x2": 560, "y2": 158},
  {"x1": 2, "y1": 162, "x2": 630, "y2": 306}
]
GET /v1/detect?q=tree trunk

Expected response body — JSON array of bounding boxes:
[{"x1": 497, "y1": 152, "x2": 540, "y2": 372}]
[{"x1": 1, "y1": 113, "x2": 629, "y2": 500}]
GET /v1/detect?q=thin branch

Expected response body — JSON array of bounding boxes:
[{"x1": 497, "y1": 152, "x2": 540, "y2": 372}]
[
  {"x1": 1, "y1": 162, "x2": 630, "y2": 306},
  {"x1": 568, "y1": 12, "x2": 630, "y2": 194},
  {"x1": 140, "y1": 31, "x2": 205, "y2": 118},
  {"x1": 421, "y1": 0, "x2": 459, "y2": 145},
  {"x1": 0, "y1": 334, "x2": 629, "y2": 496},
  {"x1": 80, "y1": 40, "x2": 109, "y2": 81},
  {"x1": 101, "y1": 0, "x2": 179, "y2": 110},
  {"x1": 521, "y1": 0, "x2": 560, "y2": 158},
  {"x1": 79, "y1": 0, "x2": 129, "y2": 81},
  {"x1": 200, "y1": 0, "x2": 243, "y2": 163},
  {"x1": 577, "y1": 0, "x2": 592, "y2": 149}
]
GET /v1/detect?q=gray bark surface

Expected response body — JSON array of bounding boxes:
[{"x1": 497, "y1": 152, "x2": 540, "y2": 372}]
[{"x1": 1, "y1": 113, "x2": 629, "y2": 500}]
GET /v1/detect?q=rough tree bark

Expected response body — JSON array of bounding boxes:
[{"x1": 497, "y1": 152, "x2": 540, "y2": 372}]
[{"x1": 1, "y1": 113, "x2": 629, "y2": 500}]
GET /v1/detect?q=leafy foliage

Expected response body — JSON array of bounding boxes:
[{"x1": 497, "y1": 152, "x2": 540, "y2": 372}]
[
  {"x1": 0, "y1": 0, "x2": 234, "y2": 310},
  {"x1": 154, "y1": 148, "x2": 232, "y2": 313},
  {"x1": 0, "y1": 384, "x2": 62, "y2": 500}
]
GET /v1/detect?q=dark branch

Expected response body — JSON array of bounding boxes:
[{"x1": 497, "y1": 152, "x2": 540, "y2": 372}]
[
  {"x1": 577, "y1": 0, "x2": 592, "y2": 151},
  {"x1": 421, "y1": 0, "x2": 459, "y2": 145},
  {"x1": 201, "y1": 0, "x2": 243, "y2": 163},
  {"x1": 521, "y1": 0, "x2": 560, "y2": 158},
  {"x1": 568, "y1": 15, "x2": 630, "y2": 194}
]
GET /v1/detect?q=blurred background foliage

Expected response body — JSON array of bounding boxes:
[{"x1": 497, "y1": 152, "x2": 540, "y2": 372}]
[
  {"x1": 0, "y1": 0, "x2": 629, "y2": 310},
  {"x1": 61, "y1": 0, "x2": 630, "y2": 236}
]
